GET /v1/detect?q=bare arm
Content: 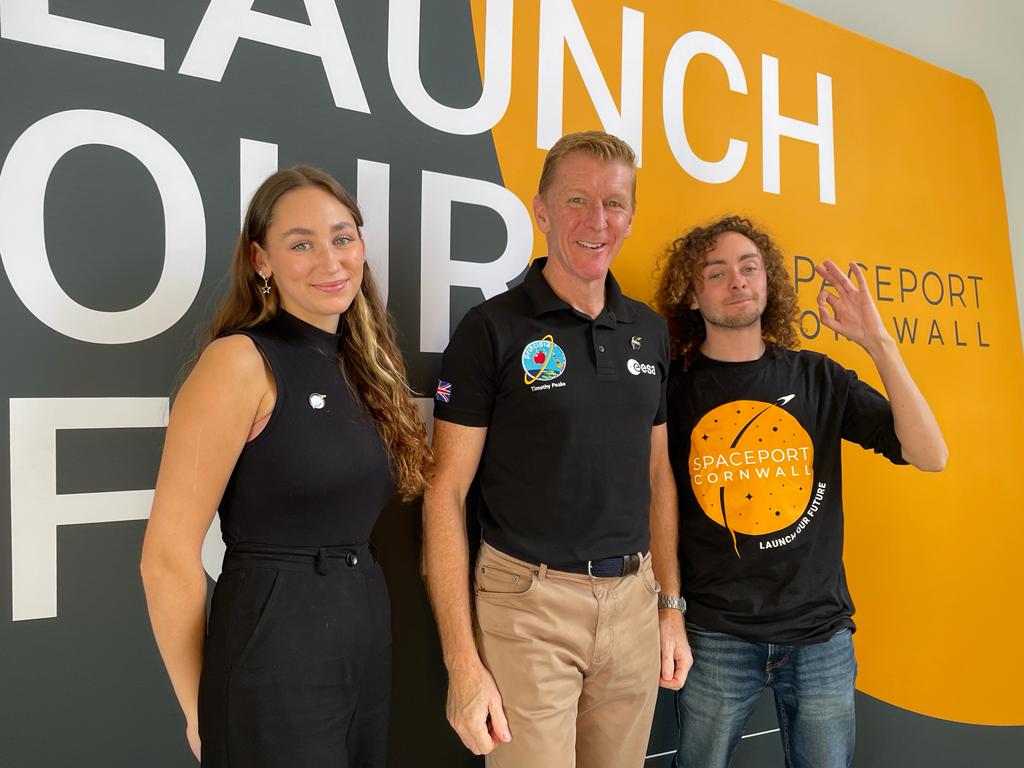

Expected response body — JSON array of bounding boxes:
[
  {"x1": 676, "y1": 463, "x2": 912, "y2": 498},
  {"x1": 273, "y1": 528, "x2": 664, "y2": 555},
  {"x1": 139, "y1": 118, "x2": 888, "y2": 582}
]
[
  {"x1": 649, "y1": 423, "x2": 691, "y2": 689},
  {"x1": 816, "y1": 260, "x2": 948, "y2": 472},
  {"x1": 140, "y1": 336, "x2": 272, "y2": 759},
  {"x1": 422, "y1": 419, "x2": 510, "y2": 755}
]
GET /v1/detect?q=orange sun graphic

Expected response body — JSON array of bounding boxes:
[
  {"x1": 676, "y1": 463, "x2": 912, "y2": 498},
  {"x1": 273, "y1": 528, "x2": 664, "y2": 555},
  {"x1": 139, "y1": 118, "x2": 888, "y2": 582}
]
[{"x1": 689, "y1": 398, "x2": 814, "y2": 555}]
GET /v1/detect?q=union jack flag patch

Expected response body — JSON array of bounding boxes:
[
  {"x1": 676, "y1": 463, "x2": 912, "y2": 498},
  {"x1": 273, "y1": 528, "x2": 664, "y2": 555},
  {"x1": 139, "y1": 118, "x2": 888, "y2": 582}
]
[{"x1": 435, "y1": 379, "x2": 452, "y2": 403}]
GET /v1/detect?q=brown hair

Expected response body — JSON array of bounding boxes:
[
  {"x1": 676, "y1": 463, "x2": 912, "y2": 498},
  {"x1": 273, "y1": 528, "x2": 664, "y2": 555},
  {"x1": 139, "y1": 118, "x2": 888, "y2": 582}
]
[
  {"x1": 537, "y1": 130, "x2": 638, "y2": 209},
  {"x1": 201, "y1": 166, "x2": 431, "y2": 500},
  {"x1": 653, "y1": 215, "x2": 799, "y2": 368}
]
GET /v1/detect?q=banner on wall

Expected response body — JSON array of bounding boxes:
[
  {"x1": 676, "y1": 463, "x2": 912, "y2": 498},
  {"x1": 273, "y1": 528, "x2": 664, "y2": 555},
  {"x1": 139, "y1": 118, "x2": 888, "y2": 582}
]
[{"x1": 0, "y1": 1, "x2": 1020, "y2": 766}]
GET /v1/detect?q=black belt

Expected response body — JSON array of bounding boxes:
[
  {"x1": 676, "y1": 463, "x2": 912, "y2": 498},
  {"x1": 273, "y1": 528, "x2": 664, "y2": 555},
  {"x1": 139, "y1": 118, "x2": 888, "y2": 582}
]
[
  {"x1": 223, "y1": 541, "x2": 377, "y2": 575},
  {"x1": 549, "y1": 552, "x2": 643, "y2": 578}
]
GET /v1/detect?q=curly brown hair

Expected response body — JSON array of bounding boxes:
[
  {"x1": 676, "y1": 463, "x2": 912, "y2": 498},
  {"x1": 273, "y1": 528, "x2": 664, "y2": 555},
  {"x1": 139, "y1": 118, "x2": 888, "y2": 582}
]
[
  {"x1": 653, "y1": 215, "x2": 799, "y2": 368},
  {"x1": 200, "y1": 166, "x2": 432, "y2": 500}
]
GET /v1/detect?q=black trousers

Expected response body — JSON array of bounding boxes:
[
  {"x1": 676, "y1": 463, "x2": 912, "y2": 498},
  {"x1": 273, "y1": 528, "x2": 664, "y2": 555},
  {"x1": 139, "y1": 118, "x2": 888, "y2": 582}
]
[{"x1": 198, "y1": 543, "x2": 391, "y2": 768}]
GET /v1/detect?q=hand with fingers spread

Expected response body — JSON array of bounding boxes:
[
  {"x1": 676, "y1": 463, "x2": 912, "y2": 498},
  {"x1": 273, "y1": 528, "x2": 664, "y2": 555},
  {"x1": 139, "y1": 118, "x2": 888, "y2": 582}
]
[
  {"x1": 446, "y1": 656, "x2": 512, "y2": 755},
  {"x1": 814, "y1": 260, "x2": 891, "y2": 352}
]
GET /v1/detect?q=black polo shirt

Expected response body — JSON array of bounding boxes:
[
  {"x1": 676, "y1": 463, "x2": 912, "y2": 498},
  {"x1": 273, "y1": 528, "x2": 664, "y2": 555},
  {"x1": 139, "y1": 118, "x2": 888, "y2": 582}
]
[{"x1": 434, "y1": 257, "x2": 669, "y2": 564}]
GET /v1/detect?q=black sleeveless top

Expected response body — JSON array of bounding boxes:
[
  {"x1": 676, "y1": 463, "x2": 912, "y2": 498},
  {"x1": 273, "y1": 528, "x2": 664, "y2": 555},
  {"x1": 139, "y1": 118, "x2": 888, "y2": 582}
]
[{"x1": 217, "y1": 310, "x2": 394, "y2": 547}]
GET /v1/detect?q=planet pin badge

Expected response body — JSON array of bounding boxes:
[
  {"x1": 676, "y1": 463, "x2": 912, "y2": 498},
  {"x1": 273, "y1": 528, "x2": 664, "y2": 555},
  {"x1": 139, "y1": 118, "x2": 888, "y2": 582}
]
[
  {"x1": 631, "y1": 336, "x2": 642, "y2": 350},
  {"x1": 309, "y1": 393, "x2": 327, "y2": 409}
]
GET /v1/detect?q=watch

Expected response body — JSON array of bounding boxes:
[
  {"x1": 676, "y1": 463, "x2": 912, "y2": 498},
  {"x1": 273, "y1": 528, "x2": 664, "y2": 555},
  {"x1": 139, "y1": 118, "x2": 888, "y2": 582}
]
[{"x1": 657, "y1": 594, "x2": 687, "y2": 614}]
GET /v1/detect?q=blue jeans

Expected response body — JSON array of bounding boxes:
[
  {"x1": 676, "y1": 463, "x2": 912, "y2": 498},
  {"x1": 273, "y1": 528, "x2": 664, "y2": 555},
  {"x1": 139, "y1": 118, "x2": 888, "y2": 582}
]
[{"x1": 673, "y1": 625, "x2": 856, "y2": 768}]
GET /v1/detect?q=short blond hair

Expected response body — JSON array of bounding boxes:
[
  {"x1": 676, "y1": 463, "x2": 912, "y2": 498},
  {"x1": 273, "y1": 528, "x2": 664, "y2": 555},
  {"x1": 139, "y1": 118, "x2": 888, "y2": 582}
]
[{"x1": 538, "y1": 130, "x2": 638, "y2": 209}]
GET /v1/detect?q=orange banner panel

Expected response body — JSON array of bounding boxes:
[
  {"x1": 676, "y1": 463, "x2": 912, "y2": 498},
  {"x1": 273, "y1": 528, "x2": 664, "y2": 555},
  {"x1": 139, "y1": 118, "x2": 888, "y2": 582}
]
[{"x1": 473, "y1": 0, "x2": 1022, "y2": 726}]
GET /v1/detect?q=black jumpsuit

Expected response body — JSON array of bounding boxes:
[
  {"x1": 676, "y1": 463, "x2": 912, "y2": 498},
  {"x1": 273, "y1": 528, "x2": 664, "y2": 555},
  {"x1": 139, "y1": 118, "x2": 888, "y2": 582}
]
[{"x1": 198, "y1": 310, "x2": 394, "y2": 768}]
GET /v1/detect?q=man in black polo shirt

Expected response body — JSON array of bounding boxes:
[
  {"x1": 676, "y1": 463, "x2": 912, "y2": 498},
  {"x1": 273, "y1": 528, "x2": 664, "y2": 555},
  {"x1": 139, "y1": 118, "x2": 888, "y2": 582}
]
[{"x1": 423, "y1": 131, "x2": 691, "y2": 767}]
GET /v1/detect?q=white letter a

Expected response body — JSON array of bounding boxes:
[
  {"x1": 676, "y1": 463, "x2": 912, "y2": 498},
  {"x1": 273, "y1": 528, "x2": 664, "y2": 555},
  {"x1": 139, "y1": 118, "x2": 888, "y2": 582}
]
[{"x1": 180, "y1": 0, "x2": 369, "y2": 113}]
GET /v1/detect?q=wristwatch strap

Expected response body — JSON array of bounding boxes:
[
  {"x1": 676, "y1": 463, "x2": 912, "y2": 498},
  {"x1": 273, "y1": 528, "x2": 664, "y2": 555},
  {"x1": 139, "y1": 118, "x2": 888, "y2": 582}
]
[{"x1": 657, "y1": 594, "x2": 687, "y2": 613}]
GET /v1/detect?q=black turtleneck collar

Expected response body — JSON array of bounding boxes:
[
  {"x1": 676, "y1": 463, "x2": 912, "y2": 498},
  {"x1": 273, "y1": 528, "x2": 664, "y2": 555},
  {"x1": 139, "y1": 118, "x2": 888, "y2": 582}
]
[{"x1": 272, "y1": 309, "x2": 343, "y2": 354}]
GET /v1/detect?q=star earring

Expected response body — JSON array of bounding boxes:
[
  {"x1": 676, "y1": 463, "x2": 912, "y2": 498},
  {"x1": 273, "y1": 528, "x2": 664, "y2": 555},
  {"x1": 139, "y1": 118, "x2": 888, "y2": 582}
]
[{"x1": 258, "y1": 271, "x2": 271, "y2": 295}]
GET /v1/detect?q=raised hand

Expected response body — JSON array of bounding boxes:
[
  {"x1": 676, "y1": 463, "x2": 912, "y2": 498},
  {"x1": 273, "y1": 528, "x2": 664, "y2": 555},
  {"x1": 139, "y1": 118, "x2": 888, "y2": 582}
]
[{"x1": 814, "y1": 260, "x2": 890, "y2": 351}]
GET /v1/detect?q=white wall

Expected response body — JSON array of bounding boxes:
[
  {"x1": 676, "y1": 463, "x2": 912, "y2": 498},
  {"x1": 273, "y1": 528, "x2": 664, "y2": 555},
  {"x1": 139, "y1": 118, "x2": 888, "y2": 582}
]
[{"x1": 782, "y1": 0, "x2": 1024, "y2": 345}]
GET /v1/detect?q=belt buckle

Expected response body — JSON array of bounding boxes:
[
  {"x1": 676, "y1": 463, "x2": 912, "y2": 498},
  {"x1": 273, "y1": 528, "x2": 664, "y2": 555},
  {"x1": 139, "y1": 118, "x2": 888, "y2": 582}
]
[{"x1": 623, "y1": 553, "x2": 641, "y2": 576}]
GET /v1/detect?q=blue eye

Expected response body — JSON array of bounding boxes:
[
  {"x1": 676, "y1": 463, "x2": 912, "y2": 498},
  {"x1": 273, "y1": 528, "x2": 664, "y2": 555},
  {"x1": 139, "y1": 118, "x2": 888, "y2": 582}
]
[
  {"x1": 291, "y1": 241, "x2": 311, "y2": 251},
  {"x1": 335, "y1": 235, "x2": 354, "y2": 246}
]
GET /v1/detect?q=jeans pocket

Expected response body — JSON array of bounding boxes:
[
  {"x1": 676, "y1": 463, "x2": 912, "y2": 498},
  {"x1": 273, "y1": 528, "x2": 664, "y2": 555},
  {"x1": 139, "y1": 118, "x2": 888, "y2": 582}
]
[
  {"x1": 475, "y1": 565, "x2": 536, "y2": 599},
  {"x1": 640, "y1": 563, "x2": 661, "y2": 595}
]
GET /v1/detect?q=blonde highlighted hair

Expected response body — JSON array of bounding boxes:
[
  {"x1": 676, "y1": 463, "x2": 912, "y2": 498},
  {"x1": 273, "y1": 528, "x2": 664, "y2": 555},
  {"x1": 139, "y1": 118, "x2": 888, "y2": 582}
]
[
  {"x1": 202, "y1": 166, "x2": 431, "y2": 500},
  {"x1": 537, "y1": 130, "x2": 638, "y2": 209}
]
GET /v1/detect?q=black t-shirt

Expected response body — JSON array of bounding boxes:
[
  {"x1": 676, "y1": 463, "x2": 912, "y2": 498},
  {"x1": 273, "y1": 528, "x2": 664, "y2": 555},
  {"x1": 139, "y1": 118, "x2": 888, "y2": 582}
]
[
  {"x1": 666, "y1": 348, "x2": 906, "y2": 644},
  {"x1": 434, "y1": 258, "x2": 669, "y2": 563}
]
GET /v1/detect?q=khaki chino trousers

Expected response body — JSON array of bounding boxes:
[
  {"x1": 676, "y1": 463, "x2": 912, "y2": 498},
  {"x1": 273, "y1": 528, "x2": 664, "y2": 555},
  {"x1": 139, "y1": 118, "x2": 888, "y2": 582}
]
[{"x1": 474, "y1": 542, "x2": 661, "y2": 768}]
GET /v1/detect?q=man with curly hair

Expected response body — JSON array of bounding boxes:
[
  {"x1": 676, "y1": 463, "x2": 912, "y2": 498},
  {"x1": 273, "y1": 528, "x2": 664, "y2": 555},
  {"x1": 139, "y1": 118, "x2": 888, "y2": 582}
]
[{"x1": 653, "y1": 216, "x2": 947, "y2": 768}]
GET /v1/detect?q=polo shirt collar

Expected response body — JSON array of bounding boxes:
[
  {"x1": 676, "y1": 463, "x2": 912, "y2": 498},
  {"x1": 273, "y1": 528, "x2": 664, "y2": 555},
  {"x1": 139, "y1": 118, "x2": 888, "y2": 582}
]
[{"x1": 524, "y1": 257, "x2": 638, "y2": 324}]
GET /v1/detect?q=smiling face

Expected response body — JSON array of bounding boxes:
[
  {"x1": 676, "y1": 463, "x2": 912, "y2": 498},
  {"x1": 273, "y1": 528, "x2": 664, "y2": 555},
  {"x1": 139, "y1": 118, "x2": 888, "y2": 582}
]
[
  {"x1": 533, "y1": 152, "x2": 635, "y2": 286},
  {"x1": 250, "y1": 185, "x2": 364, "y2": 332},
  {"x1": 691, "y1": 231, "x2": 768, "y2": 330}
]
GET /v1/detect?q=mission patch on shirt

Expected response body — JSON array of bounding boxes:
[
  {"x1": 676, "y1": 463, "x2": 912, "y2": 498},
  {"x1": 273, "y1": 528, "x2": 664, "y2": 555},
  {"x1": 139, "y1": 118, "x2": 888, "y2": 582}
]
[{"x1": 434, "y1": 258, "x2": 669, "y2": 564}]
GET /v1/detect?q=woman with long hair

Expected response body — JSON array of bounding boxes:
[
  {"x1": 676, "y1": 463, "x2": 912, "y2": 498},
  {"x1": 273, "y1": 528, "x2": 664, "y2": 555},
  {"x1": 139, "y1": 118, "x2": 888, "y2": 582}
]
[{"x1": 141, "y1": 166, "x2": 430, "y2": 766}]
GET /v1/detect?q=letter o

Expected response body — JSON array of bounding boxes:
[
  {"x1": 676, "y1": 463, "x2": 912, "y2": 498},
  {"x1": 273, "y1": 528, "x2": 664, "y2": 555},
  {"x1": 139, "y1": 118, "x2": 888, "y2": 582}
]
[
  {"x1": 921, "y1": 271, "x2": 944, "y2": 306},
  {"x1": 0, "y1": 110, "x2": 205, "y2": 344},
  {"x1": 799, "y1": 309, "x2": 820, "y2": 339}
]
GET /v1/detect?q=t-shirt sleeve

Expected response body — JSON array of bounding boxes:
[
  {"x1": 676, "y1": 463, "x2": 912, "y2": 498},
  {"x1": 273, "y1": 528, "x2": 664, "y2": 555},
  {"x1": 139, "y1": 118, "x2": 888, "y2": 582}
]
[
  {"x1": 832, "y1": 360, "x2": 908, "y2": 465},
  {"x1": 432, "y1": 307, "x2": 496, "y2": 428}
]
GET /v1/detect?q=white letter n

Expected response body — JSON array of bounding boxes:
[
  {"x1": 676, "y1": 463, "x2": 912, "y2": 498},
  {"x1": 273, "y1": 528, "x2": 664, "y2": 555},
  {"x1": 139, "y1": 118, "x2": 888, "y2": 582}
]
[{"x1": 536, "y1": 0, "x2": 644, "y2": 163}]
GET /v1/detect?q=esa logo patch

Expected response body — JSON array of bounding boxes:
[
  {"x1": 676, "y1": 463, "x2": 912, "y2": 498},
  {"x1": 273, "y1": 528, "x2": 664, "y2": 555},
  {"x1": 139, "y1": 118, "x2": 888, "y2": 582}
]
[
  {"x1": 522, "y1": 335, "x2": 567, "y2": 384},
  {"x1": 627, "y1": 358, "x2": 657, "y2": 376}
]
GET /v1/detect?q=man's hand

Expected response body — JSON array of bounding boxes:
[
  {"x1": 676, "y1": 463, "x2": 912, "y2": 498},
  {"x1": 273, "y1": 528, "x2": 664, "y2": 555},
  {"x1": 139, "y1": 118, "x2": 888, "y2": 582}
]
[
  {"x1": 446, "y1": 655, "x2": 512, "y2": 755},
  {"x1": 815, "y1": 260, "x2": 890, "y2": 352},
  {"x1": 658, "y1": 609, "x2": 692, "y2": 690}
]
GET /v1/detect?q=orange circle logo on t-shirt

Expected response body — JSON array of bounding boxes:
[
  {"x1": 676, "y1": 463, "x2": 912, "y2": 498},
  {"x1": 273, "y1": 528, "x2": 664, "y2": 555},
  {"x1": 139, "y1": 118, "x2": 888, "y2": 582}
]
[{"x1": 689, "y1": 397, "x2": 814, "y2": 555}]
